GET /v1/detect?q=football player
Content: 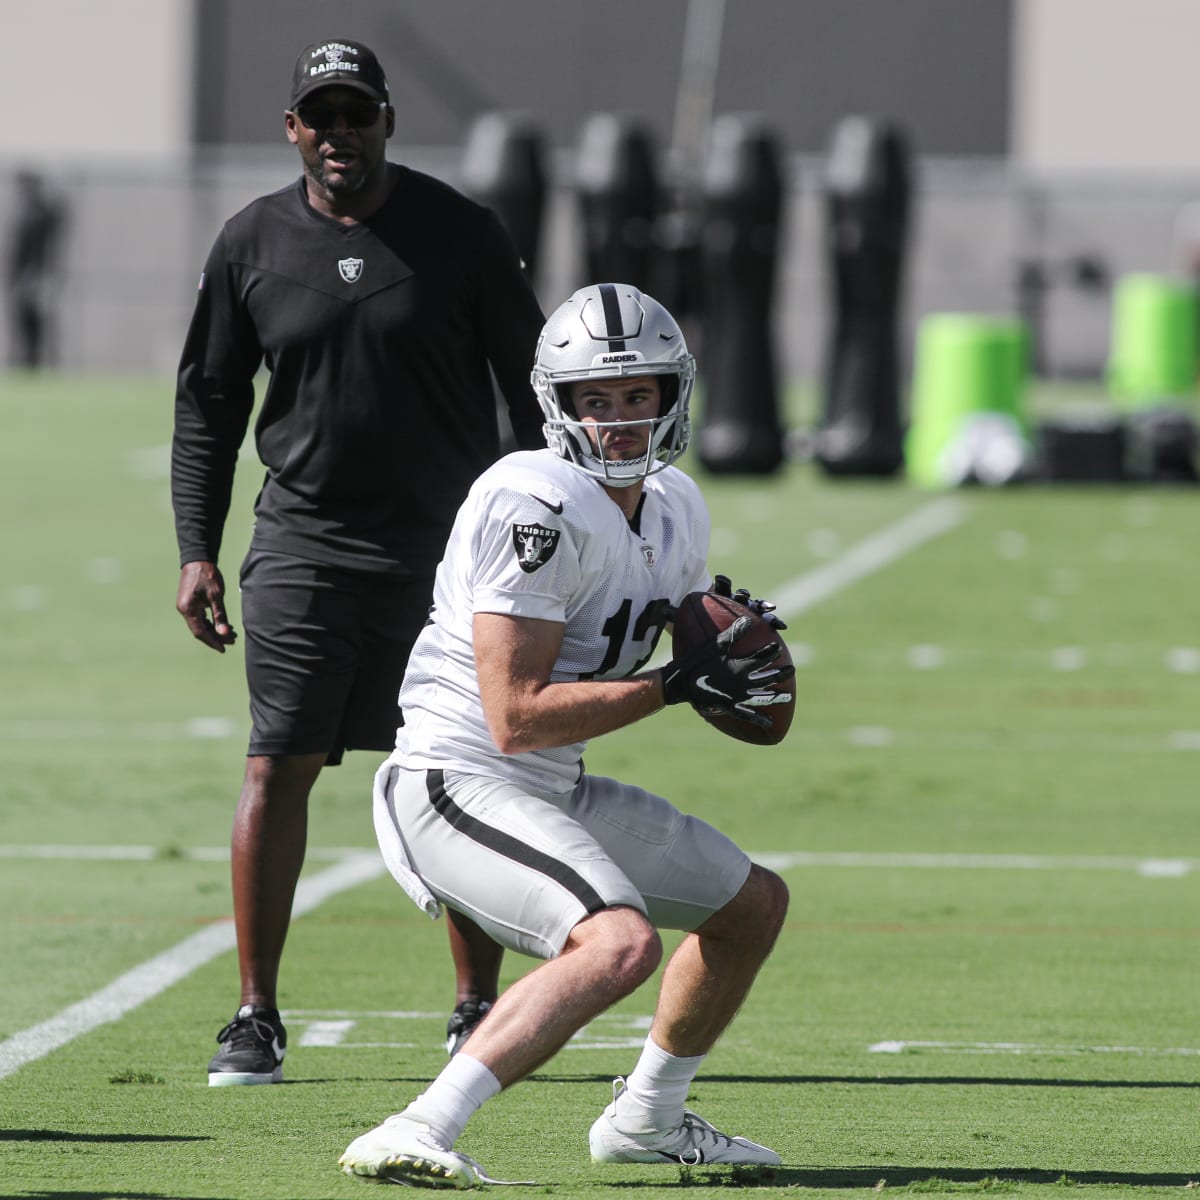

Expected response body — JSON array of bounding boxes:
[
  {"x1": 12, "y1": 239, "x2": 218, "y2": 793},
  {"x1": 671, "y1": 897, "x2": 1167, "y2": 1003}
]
[{"x1": 340, "y1": 284, "x2": 794, "y2": 1186}]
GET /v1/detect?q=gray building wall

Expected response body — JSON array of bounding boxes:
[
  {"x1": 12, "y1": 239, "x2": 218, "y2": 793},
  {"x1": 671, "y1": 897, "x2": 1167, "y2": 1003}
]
[
  {"x1": 4, "y1": 0, "x2": 1200, "y2": 383},
  {"x1": 194, "y1": 0, "x2": 1012, "y2": 157}
]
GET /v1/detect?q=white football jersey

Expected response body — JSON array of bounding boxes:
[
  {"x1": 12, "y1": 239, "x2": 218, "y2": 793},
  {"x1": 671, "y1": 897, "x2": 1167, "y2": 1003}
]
[{"x1": 396, "y1": 449, "x2": 711, "y2": 793}]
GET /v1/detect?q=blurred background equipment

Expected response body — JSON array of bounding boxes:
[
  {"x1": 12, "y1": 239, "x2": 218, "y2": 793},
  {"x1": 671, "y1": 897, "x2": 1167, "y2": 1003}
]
[
  {"x1": 460, "y1": 111, "x2": 548, "y2": 280},
  {"x1": 815, "y1": 116, "x2": 912, "y2": 477},
  {"x1": 1013, "y1": 250, "x2": 1108, "y2": 377},
  {"x1": 1101, "y1": 271, "x2": 1199, "y2": 483},
  {"x1": 575, "y1": 112, "x2": 660, "y2": 293},
  {"x1": 1, "y1": 0, "x2": 1199, "y2": 482},
  {"x1": 1034, "y1": 413, "x2": 1126, "y2": 482},
  {"x1": 905, "y1": 313, "x2": 1032, "y2": 488},
  {"x1": 695, "y1": 113, "x2": 786, "y2": 474},
  {"x1": 1105, "y1": 272, "x2": 1198, "y2": 406},
  {"x1": 652, "y1": 0, "x2": 724, "y2": 322},
  {"x1": 5, "y1": 170, "x2": 67, "y2": 369}
]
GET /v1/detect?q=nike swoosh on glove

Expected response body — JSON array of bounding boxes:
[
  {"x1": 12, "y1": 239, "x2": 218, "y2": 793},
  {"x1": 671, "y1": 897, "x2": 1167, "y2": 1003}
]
[{"x1": 660, "y1": 615, "x2": 795, "y2": 730}]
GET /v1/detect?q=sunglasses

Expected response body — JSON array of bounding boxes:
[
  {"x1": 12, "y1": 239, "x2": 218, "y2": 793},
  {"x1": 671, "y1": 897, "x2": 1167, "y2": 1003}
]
[{"x1": 294, "y1": 99, "x2": 386, "y2": 131}]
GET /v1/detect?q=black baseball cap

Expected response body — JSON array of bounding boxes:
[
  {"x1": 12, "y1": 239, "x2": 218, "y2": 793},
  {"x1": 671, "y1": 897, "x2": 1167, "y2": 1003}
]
[{"x1": 290, "y1": 40, "x2": 389, "y2": 108}]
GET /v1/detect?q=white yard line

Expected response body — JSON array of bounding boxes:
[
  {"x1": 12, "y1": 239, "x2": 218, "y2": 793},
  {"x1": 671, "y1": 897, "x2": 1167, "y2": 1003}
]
[
  {"x1": 751, "y1": 851, "x2": 1197, "y2": 876},
  {"x1": 646, "y1": 496, "x2": 970, "y2": 669},
  {"x1": 0, "y1": 844, "x2": 368, "y2": 861},
  {"x1": 1, "y1": 837, "x2": 1190, "y2": 1079},
  {"x1": 769, "y1": 497, "x2": 969, "y2": 621},
  {"x1": 5, "y1": 847, "x2": 1192, "y2": 876},
  {"x1": 0, "y1": 851, "x2": 384, "y2": 1081},
  {"x1": 0, "y1": 499, "x2": 1090, "y2": 1082},
  {"x1": 870, "y1": 1039, "x2": 1200, "y2": 1056}
]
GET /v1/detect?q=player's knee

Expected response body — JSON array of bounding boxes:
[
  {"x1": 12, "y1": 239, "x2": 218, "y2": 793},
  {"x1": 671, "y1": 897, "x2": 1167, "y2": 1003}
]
[
  {"x1": 618, "y1": 914, "x2": 664, "y2": 988},
  {"x1": 753, "y1": 865, "x2": 790, "y2": 942},
  {"x1": 570, "y1": 906, "x2": 662, "y2": 995},
  {"x1": 706, "y1": 863, "x2": 789, "y2": 953}
]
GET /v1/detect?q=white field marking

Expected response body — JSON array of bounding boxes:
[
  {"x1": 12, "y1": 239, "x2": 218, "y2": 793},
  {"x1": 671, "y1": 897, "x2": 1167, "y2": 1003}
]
[
  {"x1": 649, "y1": 497, "x2": 969, "y2": 669},
  {"x1": 284, "y1": 1009, "x2": 650, "y2": 1051},
  {"x1": 85, "y1": 557, "x2": 121, "y2": 584},
  {"x1": 10, "y1": 585, "x2": 45, "y2": 611},
  {"x1": 846, "y1": 725, "x2": 896, "y2": 747},
  {"x1": 768, "y1": 497, "x2": 968, "y2": 620},
  {"x1": 297, "y1": 1019, "x2": 356, "y2": 1047},
  {"x1": 755, "y1": 726, "x2": 1200, "y2": 755},
  {"x1": 185, "y1": 716, "x2": 237, "y2": 739},
  {"x1": 906, "y1": 643, "x2": 945, "y2": 670},
  {"x1": 127, "y1": 445, "x2": 171, "y2": 480},
  {"x1": 0, "y1": 844, "x2": 369, "y2": 862},
  {"x1": 0, "y1": 719, "x2": 240, "y2": 741},
  {"x1": 870, "y1": 1040, "x2": 1200, "y2": 1057},
  {"x1": 0, "y1": 851, "x2": 384, "y2": 1081},
  {"x1": 1165, "y1": 646, "x2": 1200, "y2": 674},
  {"x1": 749, "y1": 851, "x2": 1198, "y2": 877},
  {"x1": 6, "y1": 720, "x2": 1199, "y2": 753},
  {"x1": 4, "y1": 846, "x2": 1194, "y2": 877},
  {"x1": 284, "y1": 1009, "x2": 444, "y2": 1019},
  {"x1": 1050, "y1": 645, "x2": 1088, "y2": 672}
]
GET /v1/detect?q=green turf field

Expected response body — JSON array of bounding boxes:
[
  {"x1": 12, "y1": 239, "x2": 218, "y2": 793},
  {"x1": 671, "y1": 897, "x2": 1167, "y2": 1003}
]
[{"x1": 1, "y1": 372, "x2": 1197, "y2": 1198}]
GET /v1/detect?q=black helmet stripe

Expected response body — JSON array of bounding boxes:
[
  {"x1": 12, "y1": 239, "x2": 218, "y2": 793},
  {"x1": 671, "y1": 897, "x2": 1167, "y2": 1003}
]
[{"x1": 598, "y1": 283, "x2": 627, "y2": 351}]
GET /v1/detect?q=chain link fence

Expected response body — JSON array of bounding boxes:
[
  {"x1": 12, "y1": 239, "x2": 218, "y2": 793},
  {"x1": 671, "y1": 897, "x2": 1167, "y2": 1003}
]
[{"x1": 5, "y1": 148, "x2": 1200, "y2": 387}]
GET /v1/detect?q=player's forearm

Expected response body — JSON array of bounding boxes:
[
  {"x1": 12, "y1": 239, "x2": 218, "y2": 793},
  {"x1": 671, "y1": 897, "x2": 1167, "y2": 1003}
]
[{"x1": 482, "y1": 673, "x2": 666, "y2": 755}]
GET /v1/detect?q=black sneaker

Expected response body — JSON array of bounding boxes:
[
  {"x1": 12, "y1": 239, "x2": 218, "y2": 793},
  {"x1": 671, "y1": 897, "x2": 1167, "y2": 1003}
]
[
  {"x1": 445, "y1": 999, "x2": 492, "y2": 1056},
  {"x1": 207, "y1": 1004, "x2": 286, "y2": 1086}
]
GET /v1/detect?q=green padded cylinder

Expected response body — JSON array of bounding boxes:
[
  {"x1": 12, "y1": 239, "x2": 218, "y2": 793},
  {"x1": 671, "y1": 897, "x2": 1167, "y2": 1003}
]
[
  {"x1": 905, "y1": 314, "x2": 1029, "y2": 487},
  {"x1": 1106, "y1": 273, "x2": 1198, "y2": 408}
]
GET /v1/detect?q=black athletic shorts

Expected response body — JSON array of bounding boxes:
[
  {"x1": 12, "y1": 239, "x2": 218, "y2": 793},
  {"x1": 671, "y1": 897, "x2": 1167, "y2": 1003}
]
[{"x1": 239, "y1": 549, "x2": 434, "y2": 765}]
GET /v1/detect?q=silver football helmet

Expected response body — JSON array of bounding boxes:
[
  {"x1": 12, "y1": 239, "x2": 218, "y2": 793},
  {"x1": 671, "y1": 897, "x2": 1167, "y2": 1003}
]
[{"x1": 531, "y1": 283, "x2": 696, "y2": 486}]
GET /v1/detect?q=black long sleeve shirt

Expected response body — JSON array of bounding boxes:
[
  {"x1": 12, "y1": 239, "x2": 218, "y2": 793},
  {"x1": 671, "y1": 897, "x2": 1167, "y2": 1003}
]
[{"x1": 172, "y1": 165, "x2": 546, "y2": 575}]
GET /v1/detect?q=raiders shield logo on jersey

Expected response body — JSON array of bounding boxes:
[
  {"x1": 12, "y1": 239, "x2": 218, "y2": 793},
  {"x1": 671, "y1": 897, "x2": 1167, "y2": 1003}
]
[
  {"x1": 338, "y1": 257, "x2": 364, "y2": 283},
  {"x1": 512, "y1": 523, "x2": 561, "y2": 573}
]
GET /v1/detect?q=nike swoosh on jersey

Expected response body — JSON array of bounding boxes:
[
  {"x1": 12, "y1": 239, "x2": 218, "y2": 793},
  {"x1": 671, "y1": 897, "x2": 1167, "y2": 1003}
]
[{"x1": 530, "y1": 494, "x2": 564, "y2": 514}]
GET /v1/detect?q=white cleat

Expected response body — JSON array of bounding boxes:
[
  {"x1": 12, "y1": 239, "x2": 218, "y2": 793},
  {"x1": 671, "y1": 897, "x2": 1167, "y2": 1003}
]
[
  {"x1": 589, "y1": 1079, "x2": 781, "y2": 1167},
  {"x1": 340, "y1": 1116, "x2": 488, "y2": 1189},
  {"x1": 340, "y1": 1114, "x2": 535, "y2": 1189}
]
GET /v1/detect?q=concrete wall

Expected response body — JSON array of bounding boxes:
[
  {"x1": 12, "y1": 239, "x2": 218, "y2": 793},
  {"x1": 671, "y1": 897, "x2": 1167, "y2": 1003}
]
[
  {"x1": 190, "y1": 0, "x2": 1012, "y2": 157},
  {"x1": 5, "y1": 0, "x2": 1200, "y2": 380},
  {"x1": 0, "y1": 0, "x2": 193, "y2": 165},
  {"x1": 1013, "y1": 0, "x2": 1200, "y2": 172},
  {"x1": 7, "y1": 1, "x2": 1200, "y2": 172}
]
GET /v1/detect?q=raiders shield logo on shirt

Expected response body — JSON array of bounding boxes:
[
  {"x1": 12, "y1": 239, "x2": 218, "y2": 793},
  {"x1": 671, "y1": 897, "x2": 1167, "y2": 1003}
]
[
  {"x1": 338, "y1": 257, "x2": 364, "y2": 283},
  {"x1": 512, "y1": 523, "x2": 561, "y2": 573}
]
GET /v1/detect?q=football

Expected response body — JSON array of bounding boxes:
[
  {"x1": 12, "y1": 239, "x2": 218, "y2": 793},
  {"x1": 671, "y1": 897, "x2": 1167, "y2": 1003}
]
[{"x1": 670, "y1": 591, "x2": 795, "y2": 746}]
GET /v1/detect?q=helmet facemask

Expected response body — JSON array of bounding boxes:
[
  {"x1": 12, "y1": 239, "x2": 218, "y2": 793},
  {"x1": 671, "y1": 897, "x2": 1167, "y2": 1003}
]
[{"x1": 531, "y1": 284, "x2": 696, "y2": 488}]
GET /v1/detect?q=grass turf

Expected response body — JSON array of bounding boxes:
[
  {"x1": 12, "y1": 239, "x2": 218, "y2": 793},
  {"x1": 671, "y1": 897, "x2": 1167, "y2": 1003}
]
[{"x1": 1, "y1": 371, "x2": 1197, "y2": 1197}]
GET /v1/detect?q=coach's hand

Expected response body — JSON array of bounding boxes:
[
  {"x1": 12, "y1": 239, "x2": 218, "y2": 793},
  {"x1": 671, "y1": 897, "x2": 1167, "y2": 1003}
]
[
  {"x1": 177, "y1": 560, "x2": 238, "y2": 652},
  {"x1": 660, "y1": 616, "x2": 794, "y2": 730}
]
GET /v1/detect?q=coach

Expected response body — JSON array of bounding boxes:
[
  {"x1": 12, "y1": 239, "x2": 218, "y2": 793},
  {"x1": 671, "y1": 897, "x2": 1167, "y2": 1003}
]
[{"x1": 171, "y1": 38, "x2": 544, "y2": 1086}]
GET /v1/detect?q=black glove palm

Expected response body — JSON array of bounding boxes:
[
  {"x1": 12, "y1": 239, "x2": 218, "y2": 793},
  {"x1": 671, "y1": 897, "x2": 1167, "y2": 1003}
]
[{"x1": 661, "y1": 615, "x2": 795, "y2": 730}]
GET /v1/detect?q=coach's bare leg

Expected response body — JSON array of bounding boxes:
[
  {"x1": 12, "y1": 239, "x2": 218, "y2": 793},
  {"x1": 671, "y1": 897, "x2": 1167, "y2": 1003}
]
[
  {"x1": 458, "y1": 906, "x2": 662, "y2": 1086},
  {"x1": 447, "y1": 908, "x2": 504, "y2": 1006},
  {"x1": 231, "y1": 752, "x2": 325, "y2": 1008},
  {"x1": 650, "y1": 864, "x2": 789, "y2": 1056}
]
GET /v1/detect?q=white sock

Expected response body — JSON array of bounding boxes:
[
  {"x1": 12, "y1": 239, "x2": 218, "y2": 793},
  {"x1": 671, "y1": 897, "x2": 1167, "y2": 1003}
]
[
  {"x1": 613, "y1": 1036, "x2": 706, "y2": 1133},
  {"x1": 400, "y1": 1053, "x2": 501, "y2": 1146}
]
